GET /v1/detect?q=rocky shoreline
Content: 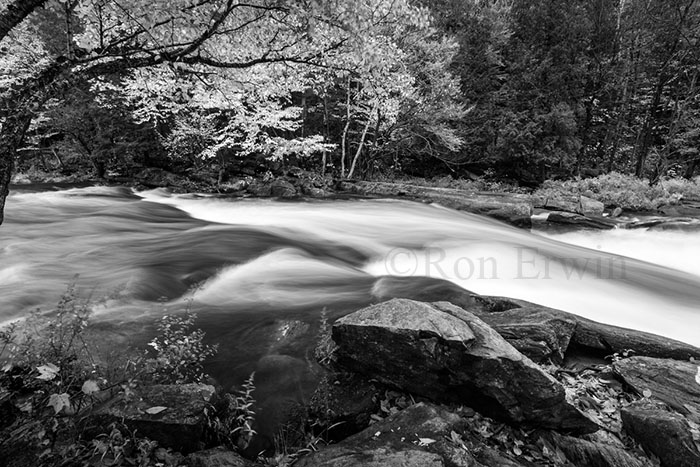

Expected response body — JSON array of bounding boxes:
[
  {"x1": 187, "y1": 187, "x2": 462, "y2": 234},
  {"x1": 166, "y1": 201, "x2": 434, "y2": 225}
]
[
  {"x1": 7, "y1": 172, "x2": 700, "y2": 466},
  {"x1": 67, "y1": 291, "x2": 700, "y2": 467}
]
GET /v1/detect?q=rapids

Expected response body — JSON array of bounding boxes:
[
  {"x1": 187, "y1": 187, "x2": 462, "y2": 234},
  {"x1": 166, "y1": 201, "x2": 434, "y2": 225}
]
[{"x1": 2, "y1": 185, "x2": 699, "y2": 435}]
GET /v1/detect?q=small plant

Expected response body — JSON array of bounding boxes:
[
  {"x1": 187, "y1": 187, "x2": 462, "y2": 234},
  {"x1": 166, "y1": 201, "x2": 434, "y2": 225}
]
[
  {"x1": 208, "y1": 372, "x2": 258, "y2": 451},
  {"x1": 146, "y1": 312, "x2": 218, "y2": 384},
  {"x1": 314, "y1": 308, "x2": 337, "y2": 367}
]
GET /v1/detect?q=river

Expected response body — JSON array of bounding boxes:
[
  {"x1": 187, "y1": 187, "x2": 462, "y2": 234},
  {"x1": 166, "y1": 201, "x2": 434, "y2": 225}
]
[{"x1": 2, "y1": 186, "x2": 699, "y2": 435}]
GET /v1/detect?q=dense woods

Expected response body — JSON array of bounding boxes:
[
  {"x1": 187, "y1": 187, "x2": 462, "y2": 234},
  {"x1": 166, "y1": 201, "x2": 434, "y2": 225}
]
[{"x1": 1, "y1": 0, "x2": 700, "y2": 221}]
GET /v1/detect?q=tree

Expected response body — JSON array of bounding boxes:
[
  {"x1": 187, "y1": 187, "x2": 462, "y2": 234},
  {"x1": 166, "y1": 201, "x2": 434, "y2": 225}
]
[{"x1": 0, "y1": 0, "x2": 434, "y2": 224}]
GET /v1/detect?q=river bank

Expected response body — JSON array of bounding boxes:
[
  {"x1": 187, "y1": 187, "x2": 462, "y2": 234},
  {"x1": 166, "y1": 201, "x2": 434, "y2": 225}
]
[
  {"x1": 3, "y1": 178, "x2": 700, "y2": 466},
  {"x1": 12, "y1": 167, "x2": 700, "y2": 232}
]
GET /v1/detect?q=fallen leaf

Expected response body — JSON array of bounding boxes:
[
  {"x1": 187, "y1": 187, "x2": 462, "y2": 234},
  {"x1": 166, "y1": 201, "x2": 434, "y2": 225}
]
[
  {"x1": 36, "y1": 363, "x2": 60, "y2": 381},
  {"x1": 145, "y1": 406, "x2": 168, "y2": 415},
  {"x1": 81, "y1": 380, "x2": 100, "y2": 395},
  {"x1": 47, "y1": 393, "x2": 70, "y2": 414},
  {"x1": 418, "y1": 437, "x2": 436, "y2": 446}
]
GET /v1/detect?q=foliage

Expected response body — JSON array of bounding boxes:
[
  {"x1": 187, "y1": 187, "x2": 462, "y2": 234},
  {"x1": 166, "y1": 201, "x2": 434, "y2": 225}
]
[
  {"x1": 534, "y1": 172, "x2": 690, "y2": 210},
  {"x1": 146, "y1": 312, "x2": 218, "y2": 385},
  {"x1": 0, "y1": 285, "x2": 227, "y2": 466}
]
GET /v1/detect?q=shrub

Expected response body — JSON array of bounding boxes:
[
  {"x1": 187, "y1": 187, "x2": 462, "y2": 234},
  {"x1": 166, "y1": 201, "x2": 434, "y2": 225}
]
[
  {"x1": 534, "y1": 172, "x2": 686, "y2": 210},
  {"x1": 0, "y1": 286, "x2": 224, "y2": 466},
  {"x1": 145, "y1": 312, "x2": 218, "y2": 385}
]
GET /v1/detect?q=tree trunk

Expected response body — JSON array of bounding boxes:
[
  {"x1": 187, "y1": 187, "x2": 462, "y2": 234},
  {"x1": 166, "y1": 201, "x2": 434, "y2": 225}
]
[
  {"x1": 0, "y1": 0, "x2": 47, "y2": 43},
  {"x1": 340, "y1": 77, "x2": 351, "y2": 178},
  {"x1": 634, "y1": 74, "x2": 665, "y2": 177},
  {"x1": 347, "y1": 104, "x2": 378, "y2": 179},
  {"x1": 0, "y1": 112, "x2": 33, "y2": 225}
]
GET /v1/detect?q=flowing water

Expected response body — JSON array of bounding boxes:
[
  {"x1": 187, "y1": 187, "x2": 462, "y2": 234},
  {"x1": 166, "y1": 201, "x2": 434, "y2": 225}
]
[{"x1": 2, "y1": 186, "x2": 700, "y2": 436}]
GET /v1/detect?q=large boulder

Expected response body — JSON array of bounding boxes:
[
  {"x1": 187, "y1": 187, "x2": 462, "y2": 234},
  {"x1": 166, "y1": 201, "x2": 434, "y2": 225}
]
[
  {"x1": 332, "y1": 299, "x2": 597, "y2": 433},
  {"x1": 621, "y1": 400, "x2": 700, "y2": 467},
  {"x1": 613, "y1": 357, "x2": 700, "y2": 417},
  {"x1": 86, "y1": 384, "x2": 216, "y2": 453},
  {"x1": 270, "y1": 178, "x2": 297, "y2": 197}
]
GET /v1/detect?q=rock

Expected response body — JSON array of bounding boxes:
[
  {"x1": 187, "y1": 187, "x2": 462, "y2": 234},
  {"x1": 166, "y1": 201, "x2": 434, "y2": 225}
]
[
  {"x1": 219, "y1": 179, "x2": 248, "y2": 193},
  {"x1": 338, "y1": 181, "x2": 533, "y2": 227},
  {"x1": 185, "y1": 446, "x2": 254, "y2": 467},
  {"x1": 371, "y1": 275, "x2": 477, "y2": 313},
  {"x1": 546, "y1": 211, "x2": 616, "y2": 229},
  {"x1": 572, "y1": 318, "x2": 700, "y2": 361},
  {"x1": 534, "y1": 194, "x2": 580, "y2": 213},
  {"x1": 579, "y1": 195, "x2": 605, "y2": 216},
  {"x1": 472, "y1": 296, "x2": 700, "y2": 362},
  {"x1": 86, "y1": 383, "x2": 216, "y2": 453},
  {"x1": 246, "y1": 180, "x2": 271, "y2": 196},
  {"x1": 0, "y1": 389, "x2": 16, "y2": 430},
  {"x1": 270, "y1": 179, "x2": 297, "y2": 197},
  {"x1": 308, "y1": 372, "x2": 380, "y2": 440},
  {"x1": 135, "y1": 168, "x2": 187, "y2": 188},
  {"x1": 611, "y1": 207, "x2": 623, "y2": 217},
  {"x1": 621, "y1": 400, "x2": 700, "y2": 467},
  {"x1": 613, "y1": 357, "x2": 700, "y2": 417},
  {"x1": 545, "y1": 432, "x2": 655, "y2": 467},
  {"x1": 267, "y1": 319, "x2": 311, "y2": 354},
  {"x1": 295, "y1": 402, "x2": 490, "y2": 467},
  {"x1": 472, "y1": 304, "x2": 578, "y2": 363},
  {"x1": 332, "y1": 299, "x2": 597, "y2": 432}
]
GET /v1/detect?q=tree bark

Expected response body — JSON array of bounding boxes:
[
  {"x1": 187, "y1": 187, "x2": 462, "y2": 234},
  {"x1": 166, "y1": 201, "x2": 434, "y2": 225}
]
[
  {"x1": 347, "y1": 104, "x2": 378, "y2": 179},
  {"x1": 0, "y1": 0, "x2": 47, "y2": 43},
  {"x1": 0, "y1": 112, "x2": 33, "y2": 225}
]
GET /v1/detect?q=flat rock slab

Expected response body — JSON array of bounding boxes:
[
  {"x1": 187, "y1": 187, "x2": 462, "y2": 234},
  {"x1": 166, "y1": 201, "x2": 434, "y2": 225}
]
[
  {"x1": 340, "y1": 181, "x2": 533, "y2": 226},
  {"x1": 613, "y1": 357, "x2": 700, "y2": 418},
  {"x1": 545, "y1": 432, "x2": 654, "y2": 467},
  {"x1": 295, "y1": 402, "x2": 524, "y2": 467},
  {"x1": 185, "y1": 446, "x2": 255, "y2": 467},
  {"x1": 88, "y1": 383, "x2": 216, "y2": 453},
  {"x1": 473, "y1": 296, "x2": 700, "y2": 362},
  {"x1": 621, "y1": 400, "x2": 700, "y2": 467},
  {"x1": 333, "y1": 299, "x2": 597, "y2": 433}
]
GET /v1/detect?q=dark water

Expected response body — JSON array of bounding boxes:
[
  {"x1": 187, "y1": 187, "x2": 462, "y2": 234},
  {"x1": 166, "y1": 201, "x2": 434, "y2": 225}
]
[{"x1": 2, "y1": 186, "x2": 700, "y2": 435}]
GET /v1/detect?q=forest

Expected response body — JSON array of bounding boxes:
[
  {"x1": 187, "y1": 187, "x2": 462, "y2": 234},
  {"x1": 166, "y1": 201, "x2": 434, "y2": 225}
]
[{"x1": 1, "y1": 0, "x2": 700, "y2": 220}]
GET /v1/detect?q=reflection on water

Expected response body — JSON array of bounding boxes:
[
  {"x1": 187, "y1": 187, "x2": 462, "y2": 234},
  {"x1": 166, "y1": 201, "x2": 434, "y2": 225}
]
[{"x1": 2, "y1": 186, "x2": 700, "y2": 435}]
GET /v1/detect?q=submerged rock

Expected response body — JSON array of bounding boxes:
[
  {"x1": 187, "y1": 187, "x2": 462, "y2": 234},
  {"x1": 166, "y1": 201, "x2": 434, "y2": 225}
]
[
  {"x1": 621, "y1": 400, "x2": 700, "y2": 467},
  {"x1": 86, "y1": 383, "x2": 216, "y2": 453},
  {"x1": 332, "y1": 298, "x2": 597, "y2": 433}
]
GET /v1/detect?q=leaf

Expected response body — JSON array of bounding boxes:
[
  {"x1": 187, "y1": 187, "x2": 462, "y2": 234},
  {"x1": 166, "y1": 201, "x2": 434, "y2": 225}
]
[
  {"x1": 47, "y1": 393, "x2": 70, "y2": 414},
  {"x1": 418, "y1": 437, "x2": 436, "y2": 446},
  {"x1": 145, "y1": 406, "x2": 168, "y2": 414},
  {"x1": 513, "y1": 446, "x2": 523, "y2": 456},
  {"x1": 642, "y1": 389, "x2": 652, "y2": 398},
  {"x1": 81, "y1": 380, "x2": 100, "y2": 395},
  {"x1": 36, "y1": 363, "x2": 60, "y2": 381}
]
